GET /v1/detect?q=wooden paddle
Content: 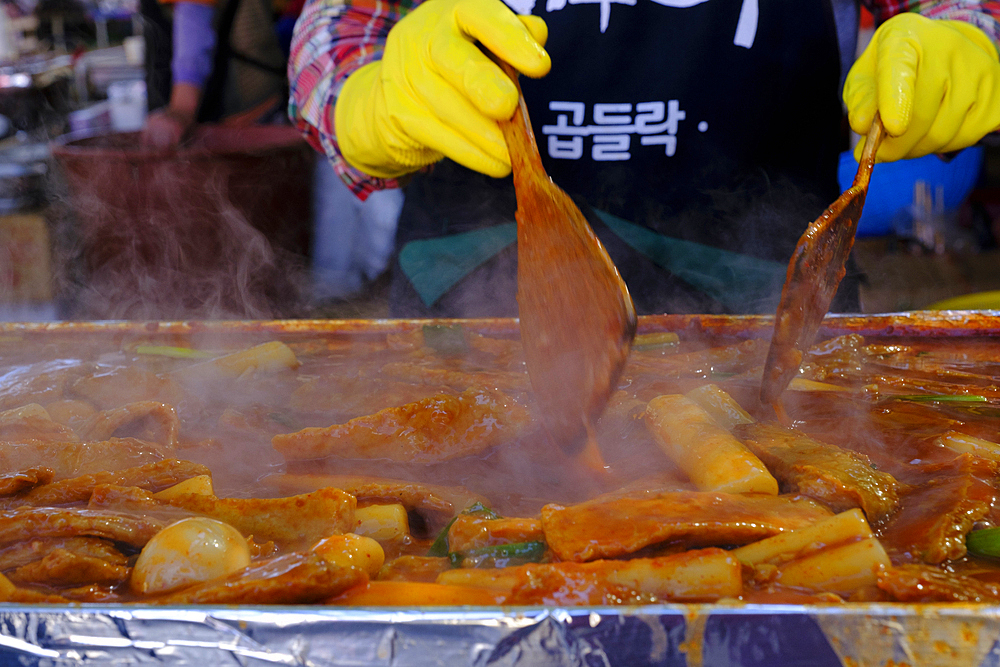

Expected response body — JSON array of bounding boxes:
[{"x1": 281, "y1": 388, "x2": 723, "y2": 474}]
[
  {"x1": 760, "y1": 115, "x2": 885, "y2": 419},
  {"x1": 494, "y1": 60, "x2": 637, "y2": 466}
]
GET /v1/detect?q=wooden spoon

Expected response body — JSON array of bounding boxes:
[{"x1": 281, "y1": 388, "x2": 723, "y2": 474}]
[
  {"x1": 760, "y1": 115, "x2": 885, "y2": 419},
  {"x1": 494, "y1": 60, "x2": 637, "y2": 465}
]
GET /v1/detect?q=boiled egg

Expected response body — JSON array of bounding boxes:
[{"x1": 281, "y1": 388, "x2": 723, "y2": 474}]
[{"x1": 131, "y1": 517, "x2": 250, "y2": 595}]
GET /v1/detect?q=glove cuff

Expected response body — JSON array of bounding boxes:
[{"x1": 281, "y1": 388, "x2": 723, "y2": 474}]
[{"x1": 335, "y1": 62, "x2": 426, "y2": 179}]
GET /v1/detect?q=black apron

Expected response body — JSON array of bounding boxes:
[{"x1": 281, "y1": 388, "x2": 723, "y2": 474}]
[{"x1": 391, "y1": 0, "x2": 857, "y2": 317}]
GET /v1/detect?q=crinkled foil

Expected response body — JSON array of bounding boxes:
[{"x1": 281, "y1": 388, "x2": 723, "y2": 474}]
[{"x1": 2, "y1": 604, "x2": 1000, "y2": 666}]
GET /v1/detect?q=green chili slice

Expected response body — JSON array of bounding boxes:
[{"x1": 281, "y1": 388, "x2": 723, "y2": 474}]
[
  {"x1": 968, "y1": 527, "x2": 1000, "y2": 558},
  {"x1": 461, "y1": 540, "x2": 546, "y2": 562},
  {"x1": 449, "y1": 540, "x2": 548, "y2": 568},
  {"x1": 427, "y1": 516, "x2": 458, "y2": 557},
  {"x1": 428, "y1": 503, "x2": 502, "y2": 557},
  {"x1": 462, "y1": 502, "x2": 501, "y2": 520}
]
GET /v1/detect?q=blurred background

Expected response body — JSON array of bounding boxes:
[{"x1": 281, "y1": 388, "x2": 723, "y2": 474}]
[
  {"x1": 841, "y1": 7, "x2": 1000, "y2": 314},
  {"x1": 0, "y1": 0, "x2": 402, "y2": 321},
  {"x1": 0, "y1": 1, "x2": 996, "y2": 321}
]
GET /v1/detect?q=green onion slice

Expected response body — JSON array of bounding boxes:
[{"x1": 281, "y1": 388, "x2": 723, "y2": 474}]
[{"x1": 893, "y1": 395, "x2": 988, "y2": 403}]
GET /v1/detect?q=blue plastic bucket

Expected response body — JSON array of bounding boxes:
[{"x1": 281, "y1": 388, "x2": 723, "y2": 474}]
[{"x1": 838, "y1": 146, "x2": 985, "y2": 237}]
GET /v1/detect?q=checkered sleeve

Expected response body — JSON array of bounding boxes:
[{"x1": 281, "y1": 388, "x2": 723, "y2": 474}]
[
  {"x1": 865, "y1": 0, "x2": 1000, "y2": 52},
  {"x1": 287, "y1": 0, "x2": 421, "y2": 199}
]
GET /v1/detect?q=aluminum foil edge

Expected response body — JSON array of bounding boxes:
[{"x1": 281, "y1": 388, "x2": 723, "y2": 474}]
[{"x1": 3, "y1": 604, "x2": 1000, "y2": 666}]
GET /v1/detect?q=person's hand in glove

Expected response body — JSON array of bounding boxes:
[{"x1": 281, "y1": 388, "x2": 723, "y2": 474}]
[
  {"x1": 844, "y1": 14, "x2": 1000, "y2": 162},
  {"x1": 334, "y1": 0, "x2": 550, "y2": 179}
]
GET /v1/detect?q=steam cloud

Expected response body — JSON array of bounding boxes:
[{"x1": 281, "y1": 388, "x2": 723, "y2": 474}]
[{"x1": 49, "y1": 133, "x2": 313, "y2": 321}]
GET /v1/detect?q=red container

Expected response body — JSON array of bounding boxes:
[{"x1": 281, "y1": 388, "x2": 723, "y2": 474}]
[{"x1": 52, "y1": 126, "x2": 315, "y2": 320}]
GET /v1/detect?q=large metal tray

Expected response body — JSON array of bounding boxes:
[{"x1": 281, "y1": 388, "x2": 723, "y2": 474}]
[
  {"x1": 3, "y1": 312, "x2": 1000, "y2": 667},
  {"x1": 2, "y1": 601, "x2": 1000, "y2": 666}
]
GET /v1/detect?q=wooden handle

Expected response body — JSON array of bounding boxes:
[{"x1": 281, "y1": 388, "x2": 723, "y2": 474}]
[
  {"x1": 854, "y1": 113, "x2": 884, "y2": 190},
  {"x1": 491, "y1": 58, "x2": 546, "y2": 180}
]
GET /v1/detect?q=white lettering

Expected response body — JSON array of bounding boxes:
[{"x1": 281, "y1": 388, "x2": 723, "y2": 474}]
[
  {"x1": 541, "y1": 0, "x2": 757, "y2": 46},
  {"x1": 549, "y1": 135, "x2": 584, "y2": 159},
  {"x1": 634, "y1": 101, "x2": 665, "y2": 132},
  {"x1": 633, "y1": 101, "x2": 685, "y2": 134},
  {"x1": 641, "y1": 134, "x2": 678, "y2": 156},
  {"x1": 733, "y1": 0, "x2": 758, "y2": 48},
  {"x1": 665, "y1": 100, "x2": 685, "y2": 134},
  {"x1": 593, "y1": 135, "x2": 631, "y2": 161},
  {"x1": 542, "y1": 100, "x2": 689, "y2": 160},
  {"x1": 550, "y1": 0, "x2": 636, "y2": 32},
  {"x1": 502, "y1": 0, "x2": 537, "y2": 13},
  {"x1": 549, "y1": 101, "x2": 585, "y2": 126},
  {"x1": 593, "y1": 103, "x2": 632, "y2": 125}
]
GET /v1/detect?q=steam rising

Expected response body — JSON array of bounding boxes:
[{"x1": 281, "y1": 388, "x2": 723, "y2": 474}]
[
  {"x1": 50, "y1": 138, "x2": 312, "y2": 321},
  {"x1": 388, "y1": 160, "x2": 862, "y2": 318}
]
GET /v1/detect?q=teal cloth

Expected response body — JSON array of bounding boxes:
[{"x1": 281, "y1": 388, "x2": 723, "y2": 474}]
[
  {"x1": 593, "y1": 210, "x2": 787, "y2": 312},
  {"x1": 398, "y1": 223, "x2": 517, "y2": 307},
  {"x1": 398, "y1": 212, "x2": 787, "y2": 310}
]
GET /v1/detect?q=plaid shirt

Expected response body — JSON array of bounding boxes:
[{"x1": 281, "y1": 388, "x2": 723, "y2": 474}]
[{"x1": 288, "y1": 0, "x2": 1000, "y2": 199}]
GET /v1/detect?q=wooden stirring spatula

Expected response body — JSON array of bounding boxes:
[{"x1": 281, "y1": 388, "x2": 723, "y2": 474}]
[
  {"x1": 760, "y1": 115, "x2": 885, "y2": 418},
  {"x1": 495, "y1": 60, "x2": 637, "y2": 464}
]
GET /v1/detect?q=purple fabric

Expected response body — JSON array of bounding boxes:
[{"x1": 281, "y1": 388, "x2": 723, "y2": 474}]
[{"x1": 171, "y1": 2, "x2": 217, "y2": 87}]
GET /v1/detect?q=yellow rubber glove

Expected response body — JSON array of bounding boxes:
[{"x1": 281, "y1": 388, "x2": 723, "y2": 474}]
[
  {"x1": 334, "y1": 0, "x2": 550, "y2": 179},
  {"x1": 844, "y1": 14, "x2": 1000, "y2": 162}
]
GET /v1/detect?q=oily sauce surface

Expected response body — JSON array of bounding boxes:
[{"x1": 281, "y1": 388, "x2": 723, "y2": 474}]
[{"x1": 1, "y1": 321, "x2": 1000, "y2": 604}]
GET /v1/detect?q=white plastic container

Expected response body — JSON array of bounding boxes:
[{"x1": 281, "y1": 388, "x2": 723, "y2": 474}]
[
  {"x1": 123, "y1": 36, "x2": 145, "y2": 66},
  {"x1": 68, "y1": 101, "x2": 112, "y2": 134},
  {"x1": 107, "y1": 79, "x2": 147, "y2": 132}
]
